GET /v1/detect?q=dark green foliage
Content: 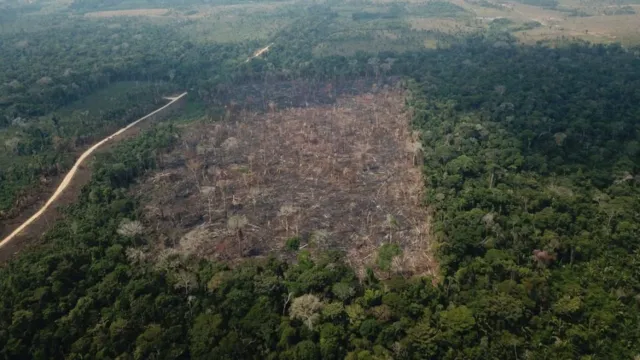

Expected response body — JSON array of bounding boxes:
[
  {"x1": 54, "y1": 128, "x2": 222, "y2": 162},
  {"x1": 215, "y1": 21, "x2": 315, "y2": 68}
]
[
  {"x1": 490, "y1": 18, "x2": 542, "y2": 32},
  {"x1": 472, "y1": 0, "x2": 507, "y2": 10},
  {"x1": 376, "y1": 243, "x2": 401, "y2": 271},
  {"x1": 514, "y1": 0, "x2": 559, "y2": 8},
  {"x1": 515, "y1": 20, "x2": 543, "y2": 31},
  {"x1": 490, "y1": 17, "x2": 515, "y2": 26},
  {"x1": 0, "y1": 126, "x2": 179, "y2": 359},
  {"x1": 0, "y1": 15, "x2": 251, "y2": 213},
  {"x1": 410, "y1": 1, "x2": 468, "y2": 18},
  {"x1": 285, "y1": 236, "x2": 301, "y2": 251},
  {"x1": 0, "y1": 19, "x2": 179, "y2": 127},
  {"x1": 401, "y1": 37, "x2": 640, "y2": 358},
  {"x1": 70, "y1": 0, "x2": 290, "y2": 12},
  {"x1": 1, "y1": 3, "x2": 640, "y2": 359},
  {"x1": 604, "y1": 5, "x2": 636, "y2": 15},
  {"x1": 352, "y1": 11, "x2": 400, "y2": 21},
  {"x1": 352, "y1": 4, "x2": 405, "y2": 21}
]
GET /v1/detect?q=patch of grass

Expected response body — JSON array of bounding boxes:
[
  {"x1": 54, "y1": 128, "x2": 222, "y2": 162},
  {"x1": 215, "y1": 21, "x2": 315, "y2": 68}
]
[
  {"x1": 376, "y1": 243, "x2": 401, "y2": 271},
  {"x1": 60, "y1": 81, "x2": 160, "y2": 114},
  {"x1": 179, "y1": 11, "x2": 292, "y2": 43},
  {"x1": 409, "y1": 17, "x2": 482, "y2": 35},
  {"x1": 313, "y1": 16, "x2": 430, "y2": 56},
  {"x1": 409, "y1": 1, "x2": 470, "y2": 18},
  {"x1": 171, "y1": 98, "x2": 209, "y2": 125}
]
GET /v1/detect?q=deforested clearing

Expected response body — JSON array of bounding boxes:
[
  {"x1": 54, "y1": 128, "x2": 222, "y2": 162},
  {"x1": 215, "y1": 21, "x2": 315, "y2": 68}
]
[{"x1": 137, "y1": 90, "x2": 437, "y2": 277}]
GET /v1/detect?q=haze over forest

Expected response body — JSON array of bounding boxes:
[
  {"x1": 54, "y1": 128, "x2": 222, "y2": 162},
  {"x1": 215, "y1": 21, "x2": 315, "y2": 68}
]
[{"x1": 0, "y1": 0, "x2": 640, "y2": 358}]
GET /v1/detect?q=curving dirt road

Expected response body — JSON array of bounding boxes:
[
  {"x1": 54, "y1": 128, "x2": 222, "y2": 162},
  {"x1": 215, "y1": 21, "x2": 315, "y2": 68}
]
[{"x1": 0, "y1": 92, "x2": 188, "y2": 250}]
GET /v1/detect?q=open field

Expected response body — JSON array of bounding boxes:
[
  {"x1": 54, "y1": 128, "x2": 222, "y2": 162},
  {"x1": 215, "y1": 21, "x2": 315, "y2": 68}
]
[
  {"x1": 182, "y1": 3, "x2": 296, "y2": 43},
  {"x1": 514, "y1": 12, "x2": 640, "y2": 45},
  {"x1": 409, "y1": 17, "x2": 481, "y2": 33},
  {"x1": 72, "y1": 0, "x2": 640, "y2": 48},
  {"x1": 322, "y1": 0, "x2": 640, "y2": 53},
  {"x1": 79, "y1": 1, "x2": 296, "y2": 43},
  {"x1": 181, "y1": 15, "x2": 289, "y2": 43},
  {"x1": 185, "y1": 1, "x2": 296, "y2": 16},
  {"x1": 84, "y1": 8, "x2": 169, "y2": 17},
  {"x1": 449, "y1": 0, "x2": 640, "y2": 44},
  {"x1": 136, "y1": 90, "x2": 437, "y2": 277}
]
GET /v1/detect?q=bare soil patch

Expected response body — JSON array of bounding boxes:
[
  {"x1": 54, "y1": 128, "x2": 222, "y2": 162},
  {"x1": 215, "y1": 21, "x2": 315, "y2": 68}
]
[{"x1": 137, "y1": 90, "x2": 437, "y2": 277}]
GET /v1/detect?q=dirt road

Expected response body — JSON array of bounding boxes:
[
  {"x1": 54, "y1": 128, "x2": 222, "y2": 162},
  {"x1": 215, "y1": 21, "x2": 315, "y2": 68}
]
[
  {"x1": 0, "y1": 92, "x2": 188, "y2": 250},
  {"x1": 246, "y1": 43, "x2": 273, "y2": 62}
]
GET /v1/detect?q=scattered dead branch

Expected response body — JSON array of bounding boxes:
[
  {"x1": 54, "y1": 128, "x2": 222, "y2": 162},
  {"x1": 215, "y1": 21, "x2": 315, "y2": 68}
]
[{"x1": 135, "y1": 90, "x2": 437, "y2": 277}]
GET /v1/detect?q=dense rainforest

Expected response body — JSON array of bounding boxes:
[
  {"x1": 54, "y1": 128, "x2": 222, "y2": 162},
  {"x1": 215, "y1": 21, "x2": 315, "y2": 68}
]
[
  {"x1": 1, "y1": 3, "x2": 640, "y2": 359},
  {"x1": 0, "y1": 15, "x2": 255, "y2": 215}
]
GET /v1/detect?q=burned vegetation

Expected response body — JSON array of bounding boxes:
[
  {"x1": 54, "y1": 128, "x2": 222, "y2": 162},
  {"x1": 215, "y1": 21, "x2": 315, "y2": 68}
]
[{"x1": 136, "y1": 90, "x2": 436, "y2": 277}]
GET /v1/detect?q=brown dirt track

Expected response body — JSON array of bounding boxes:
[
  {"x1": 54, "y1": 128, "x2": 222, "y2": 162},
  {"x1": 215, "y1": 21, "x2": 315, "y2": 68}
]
[{"x1": 0, "y1": 93, "x2": 187, "y2": 261}]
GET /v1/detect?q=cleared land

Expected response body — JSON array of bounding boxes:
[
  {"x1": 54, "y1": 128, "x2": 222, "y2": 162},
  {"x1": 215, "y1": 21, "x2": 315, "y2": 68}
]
[
  {"x1": 81, "y1": 2, "x2": 294, "y2": 43},
  {"x1": 514, "y1": 12, "x2": 640, "y2": 45},
  {"x1": 136, "y1": 90, "x2": 437, "y2": 278},
  {"x1": 450, "y1": 0, "x2": 640, "y2": 45},
  {"x1": 81, "y1": 0, "x2": 640, "y2": 49}
]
